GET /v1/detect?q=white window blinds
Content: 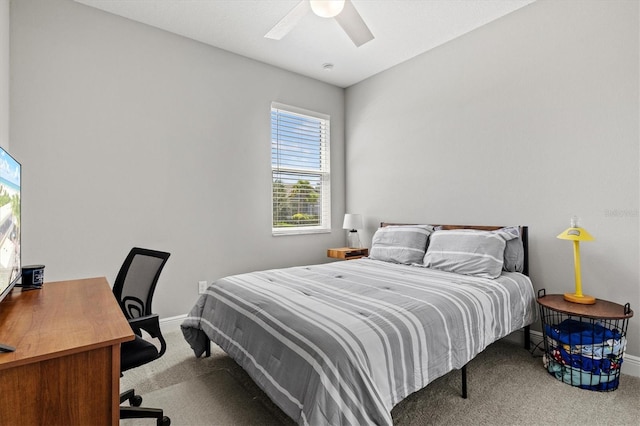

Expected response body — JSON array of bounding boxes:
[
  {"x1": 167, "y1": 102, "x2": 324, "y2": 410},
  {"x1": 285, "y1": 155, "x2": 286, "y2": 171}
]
[{"x1": 271, "y1": 102, "x2": 331, "y2": 235}]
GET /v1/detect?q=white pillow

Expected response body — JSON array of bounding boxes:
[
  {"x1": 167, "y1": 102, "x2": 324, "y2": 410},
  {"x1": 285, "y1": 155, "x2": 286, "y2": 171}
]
[
  {"x1": 499, "y1": 226, "x2": 525, "y2": 273},
  {"x1": 423, "y1": 229, "x2": 516, "y2": 278},
  {"x1": 369, "y1": 225, "x2": 434, "y2": 265}
]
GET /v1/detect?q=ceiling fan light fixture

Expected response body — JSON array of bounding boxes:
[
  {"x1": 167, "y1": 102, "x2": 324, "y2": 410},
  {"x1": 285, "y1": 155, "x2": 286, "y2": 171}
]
[{"x1": 310, "y1": 0, "x2": 345, "y2": 18}]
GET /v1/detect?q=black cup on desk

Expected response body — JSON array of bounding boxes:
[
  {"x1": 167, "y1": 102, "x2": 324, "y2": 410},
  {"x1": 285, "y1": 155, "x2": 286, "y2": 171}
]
[{"x1": 22, "y1": 265, "x2": 45, "y2": 289}]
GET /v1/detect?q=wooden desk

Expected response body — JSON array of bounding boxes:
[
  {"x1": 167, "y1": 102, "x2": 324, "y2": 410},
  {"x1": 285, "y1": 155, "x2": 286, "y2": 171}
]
[{"x1": 0, "y1": 277, "x2": 134, "y2": 425}]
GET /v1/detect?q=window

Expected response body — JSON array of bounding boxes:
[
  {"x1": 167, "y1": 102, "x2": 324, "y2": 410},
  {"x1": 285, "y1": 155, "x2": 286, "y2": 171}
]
[{"x1": 271, "y1": 102, "x2": 331, "y2": 235}]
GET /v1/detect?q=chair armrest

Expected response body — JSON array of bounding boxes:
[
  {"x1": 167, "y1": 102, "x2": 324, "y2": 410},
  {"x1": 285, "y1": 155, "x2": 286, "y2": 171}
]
[
  {"x1": 128, "y1": 314, "x2": 160, "y2": 336},
  {"x1": 128, "y1": 314, "x2": 167, "y2": 357}
]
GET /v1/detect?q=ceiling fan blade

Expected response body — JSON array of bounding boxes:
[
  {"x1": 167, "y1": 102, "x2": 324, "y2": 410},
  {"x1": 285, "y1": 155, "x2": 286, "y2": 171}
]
[
  {"x1": 265, "y1": 0, "x2": 310, "y2": 40},
  {"x1": 334, "y1": 0, "x2": 374, "y2": 47}
]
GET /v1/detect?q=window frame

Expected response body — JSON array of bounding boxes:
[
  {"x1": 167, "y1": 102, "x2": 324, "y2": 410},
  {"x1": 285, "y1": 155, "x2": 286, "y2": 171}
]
[{"x1": 271, "y1": 102, "x2": 331, "y2": 236}]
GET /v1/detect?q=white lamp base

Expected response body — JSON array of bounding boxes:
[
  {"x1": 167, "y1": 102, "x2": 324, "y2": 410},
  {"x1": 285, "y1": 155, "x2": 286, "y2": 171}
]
[{"x1": 347, "y1": 230, "x2": 361, "y2": 248}]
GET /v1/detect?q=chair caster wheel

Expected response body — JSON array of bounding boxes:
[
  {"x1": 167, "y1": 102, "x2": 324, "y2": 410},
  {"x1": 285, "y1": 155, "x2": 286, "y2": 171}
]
[
  {"x1": 129, "y1": 394, "x2": 143, "y2": 407},
  {"x1": 158, "y1": 416, "x2": 170, "y2": 426}
]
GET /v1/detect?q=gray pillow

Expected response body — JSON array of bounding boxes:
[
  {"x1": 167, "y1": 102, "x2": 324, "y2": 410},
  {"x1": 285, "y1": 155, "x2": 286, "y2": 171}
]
[
  {"x1": 369, "y1": 225, "x2": 434, "y2": 265},
  {"x1": 499, "y1": 226, "x2": 525, "y2": 273},
  {"x1": 423, "y1": 229, "x2": 517, "y2": 278}
]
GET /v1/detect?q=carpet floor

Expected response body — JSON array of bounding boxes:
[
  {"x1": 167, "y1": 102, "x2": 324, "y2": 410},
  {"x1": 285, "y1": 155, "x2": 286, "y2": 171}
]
[{"x1": 120, "y1": 330, "x2": 640, "y2": 426}]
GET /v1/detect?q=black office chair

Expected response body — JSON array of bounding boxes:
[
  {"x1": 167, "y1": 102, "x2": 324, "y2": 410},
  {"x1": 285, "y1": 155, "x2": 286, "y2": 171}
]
[{"x1": 113, "y1": 247, "x2": 171, "y2": 426}]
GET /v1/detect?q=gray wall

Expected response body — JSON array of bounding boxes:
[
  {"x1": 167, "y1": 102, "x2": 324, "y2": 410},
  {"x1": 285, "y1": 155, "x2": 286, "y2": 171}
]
[
  {"x1": 345, "y1": 0, "x2": 639, "y2": 357},
  {"x1": 0, "y1": 0, "x2": 8, "y2": 148},
  {"x1": 10, "y1": 0, "x2": 345, "y2": 318}
]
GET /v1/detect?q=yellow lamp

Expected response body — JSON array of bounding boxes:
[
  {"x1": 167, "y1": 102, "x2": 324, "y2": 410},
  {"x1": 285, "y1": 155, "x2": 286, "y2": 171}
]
[{"x1": 557, "y1": 217, "x2": 595, "y2": 304}]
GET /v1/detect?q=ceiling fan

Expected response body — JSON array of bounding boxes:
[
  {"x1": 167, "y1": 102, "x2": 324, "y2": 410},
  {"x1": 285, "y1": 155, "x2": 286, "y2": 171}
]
[{"x1": 265, "y1": 0, "x2": 374, "y2": 47}]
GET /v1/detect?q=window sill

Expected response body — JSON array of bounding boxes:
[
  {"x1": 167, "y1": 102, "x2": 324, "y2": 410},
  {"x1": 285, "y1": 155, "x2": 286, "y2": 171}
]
[{"x1": 272, "y1": 228, "x2": 331, "y2": 236}]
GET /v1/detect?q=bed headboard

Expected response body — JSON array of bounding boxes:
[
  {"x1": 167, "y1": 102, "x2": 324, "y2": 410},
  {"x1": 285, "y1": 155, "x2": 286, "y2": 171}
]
[{"x1": 380, "y1": 223, "x2": 529, "y2": 276}]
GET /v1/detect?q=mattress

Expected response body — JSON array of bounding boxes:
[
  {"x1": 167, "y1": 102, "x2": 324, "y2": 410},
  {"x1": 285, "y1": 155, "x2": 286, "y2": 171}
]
[{"x1": 181, "y1": 258, "x2": 536, "y2": 425}]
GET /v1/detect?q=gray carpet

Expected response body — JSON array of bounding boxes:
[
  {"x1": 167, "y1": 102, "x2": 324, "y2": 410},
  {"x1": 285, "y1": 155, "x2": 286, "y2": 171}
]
[{"x1": 121, "y1": 330, "x2": 640, "y2": 426}]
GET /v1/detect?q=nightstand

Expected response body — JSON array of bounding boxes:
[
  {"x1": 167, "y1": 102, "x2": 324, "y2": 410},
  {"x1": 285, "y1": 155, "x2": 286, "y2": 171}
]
[
  {"x1": 537, "y1": 289, "x2": 633, "y2": 391},
  {"x1": 327, "y1": 247, "x2": 369, "y2": 260}
]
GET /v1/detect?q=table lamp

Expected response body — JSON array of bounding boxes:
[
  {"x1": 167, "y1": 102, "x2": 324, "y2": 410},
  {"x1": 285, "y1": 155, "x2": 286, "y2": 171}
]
[
  {"x1": 343, "y1": 213, "x2": 363, "y2": 248},
  {"x1": 557, "y1": 216, "x2": 595, "y2": 304}
]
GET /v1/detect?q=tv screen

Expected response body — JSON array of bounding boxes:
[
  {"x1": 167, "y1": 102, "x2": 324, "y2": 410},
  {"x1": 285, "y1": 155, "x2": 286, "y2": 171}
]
[{"x1": 0, "y1": 146, "x2": 20, "y2": 303}]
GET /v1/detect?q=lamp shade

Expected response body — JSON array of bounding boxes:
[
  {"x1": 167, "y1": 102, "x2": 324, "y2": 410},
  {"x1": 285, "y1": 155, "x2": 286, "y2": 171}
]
[
  {"x1": 343, "y1": 214, "x2": 363, "y2": 231},
  {"x1": 557, "y1": 227, "x2": 595, "y2": 242}
]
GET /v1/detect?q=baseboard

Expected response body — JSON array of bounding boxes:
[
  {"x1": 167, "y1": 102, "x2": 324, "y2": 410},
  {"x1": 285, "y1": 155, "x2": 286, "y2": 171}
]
[
  {"x1": 624, "y1": 353, "x2": 640, "y2": 377},
  {"x1": 160, "y1": 313, "x2": 187, "y2": 333},
  {"x1": 503, "y1": 328, "x2": 640, "y2": 378}
]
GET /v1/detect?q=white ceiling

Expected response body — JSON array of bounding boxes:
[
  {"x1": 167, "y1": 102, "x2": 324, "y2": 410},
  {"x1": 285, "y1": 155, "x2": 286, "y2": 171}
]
[{"x1": 74, "y1": 0, "x2": 535, "y2": 88}]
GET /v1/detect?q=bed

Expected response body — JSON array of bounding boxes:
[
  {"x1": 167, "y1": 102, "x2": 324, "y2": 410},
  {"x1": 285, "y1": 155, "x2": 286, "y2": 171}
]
[{"x1": 181, "y1": 224, "x2": 537, "y2": 425}]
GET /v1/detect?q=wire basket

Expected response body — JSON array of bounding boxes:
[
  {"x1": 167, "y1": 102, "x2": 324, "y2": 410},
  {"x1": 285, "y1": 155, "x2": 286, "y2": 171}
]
[{"x1": 537, "y1": 289, "x2": 632, "y2": 392}]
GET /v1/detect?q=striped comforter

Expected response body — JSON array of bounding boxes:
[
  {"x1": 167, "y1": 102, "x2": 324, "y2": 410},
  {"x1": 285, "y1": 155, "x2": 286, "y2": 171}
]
[{"x1": 181, "y1": 259, "x2": 536, "y2": 425}]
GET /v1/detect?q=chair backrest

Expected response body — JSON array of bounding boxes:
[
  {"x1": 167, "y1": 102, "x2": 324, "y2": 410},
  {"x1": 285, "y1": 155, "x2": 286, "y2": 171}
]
[{"x1": 113, "y1": 247, "x2": 170, "y2": 320}]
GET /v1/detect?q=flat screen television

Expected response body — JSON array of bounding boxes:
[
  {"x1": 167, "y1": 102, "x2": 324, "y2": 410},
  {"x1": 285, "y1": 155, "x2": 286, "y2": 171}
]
[{"x1": 0, "y1": 146, "x2": 20, "y2": 304}]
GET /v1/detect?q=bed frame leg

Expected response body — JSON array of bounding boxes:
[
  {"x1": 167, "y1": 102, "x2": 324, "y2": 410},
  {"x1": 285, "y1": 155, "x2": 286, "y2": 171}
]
[
  {"x1": 461, "y1": 365, "x2": 468, "y2": 399},
  {"x1": 205, "y1": 341, "x2": 211, "y2": 357},
  {"x1": 457, "y1": 326, "x2": 528, "y2": 399}
]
